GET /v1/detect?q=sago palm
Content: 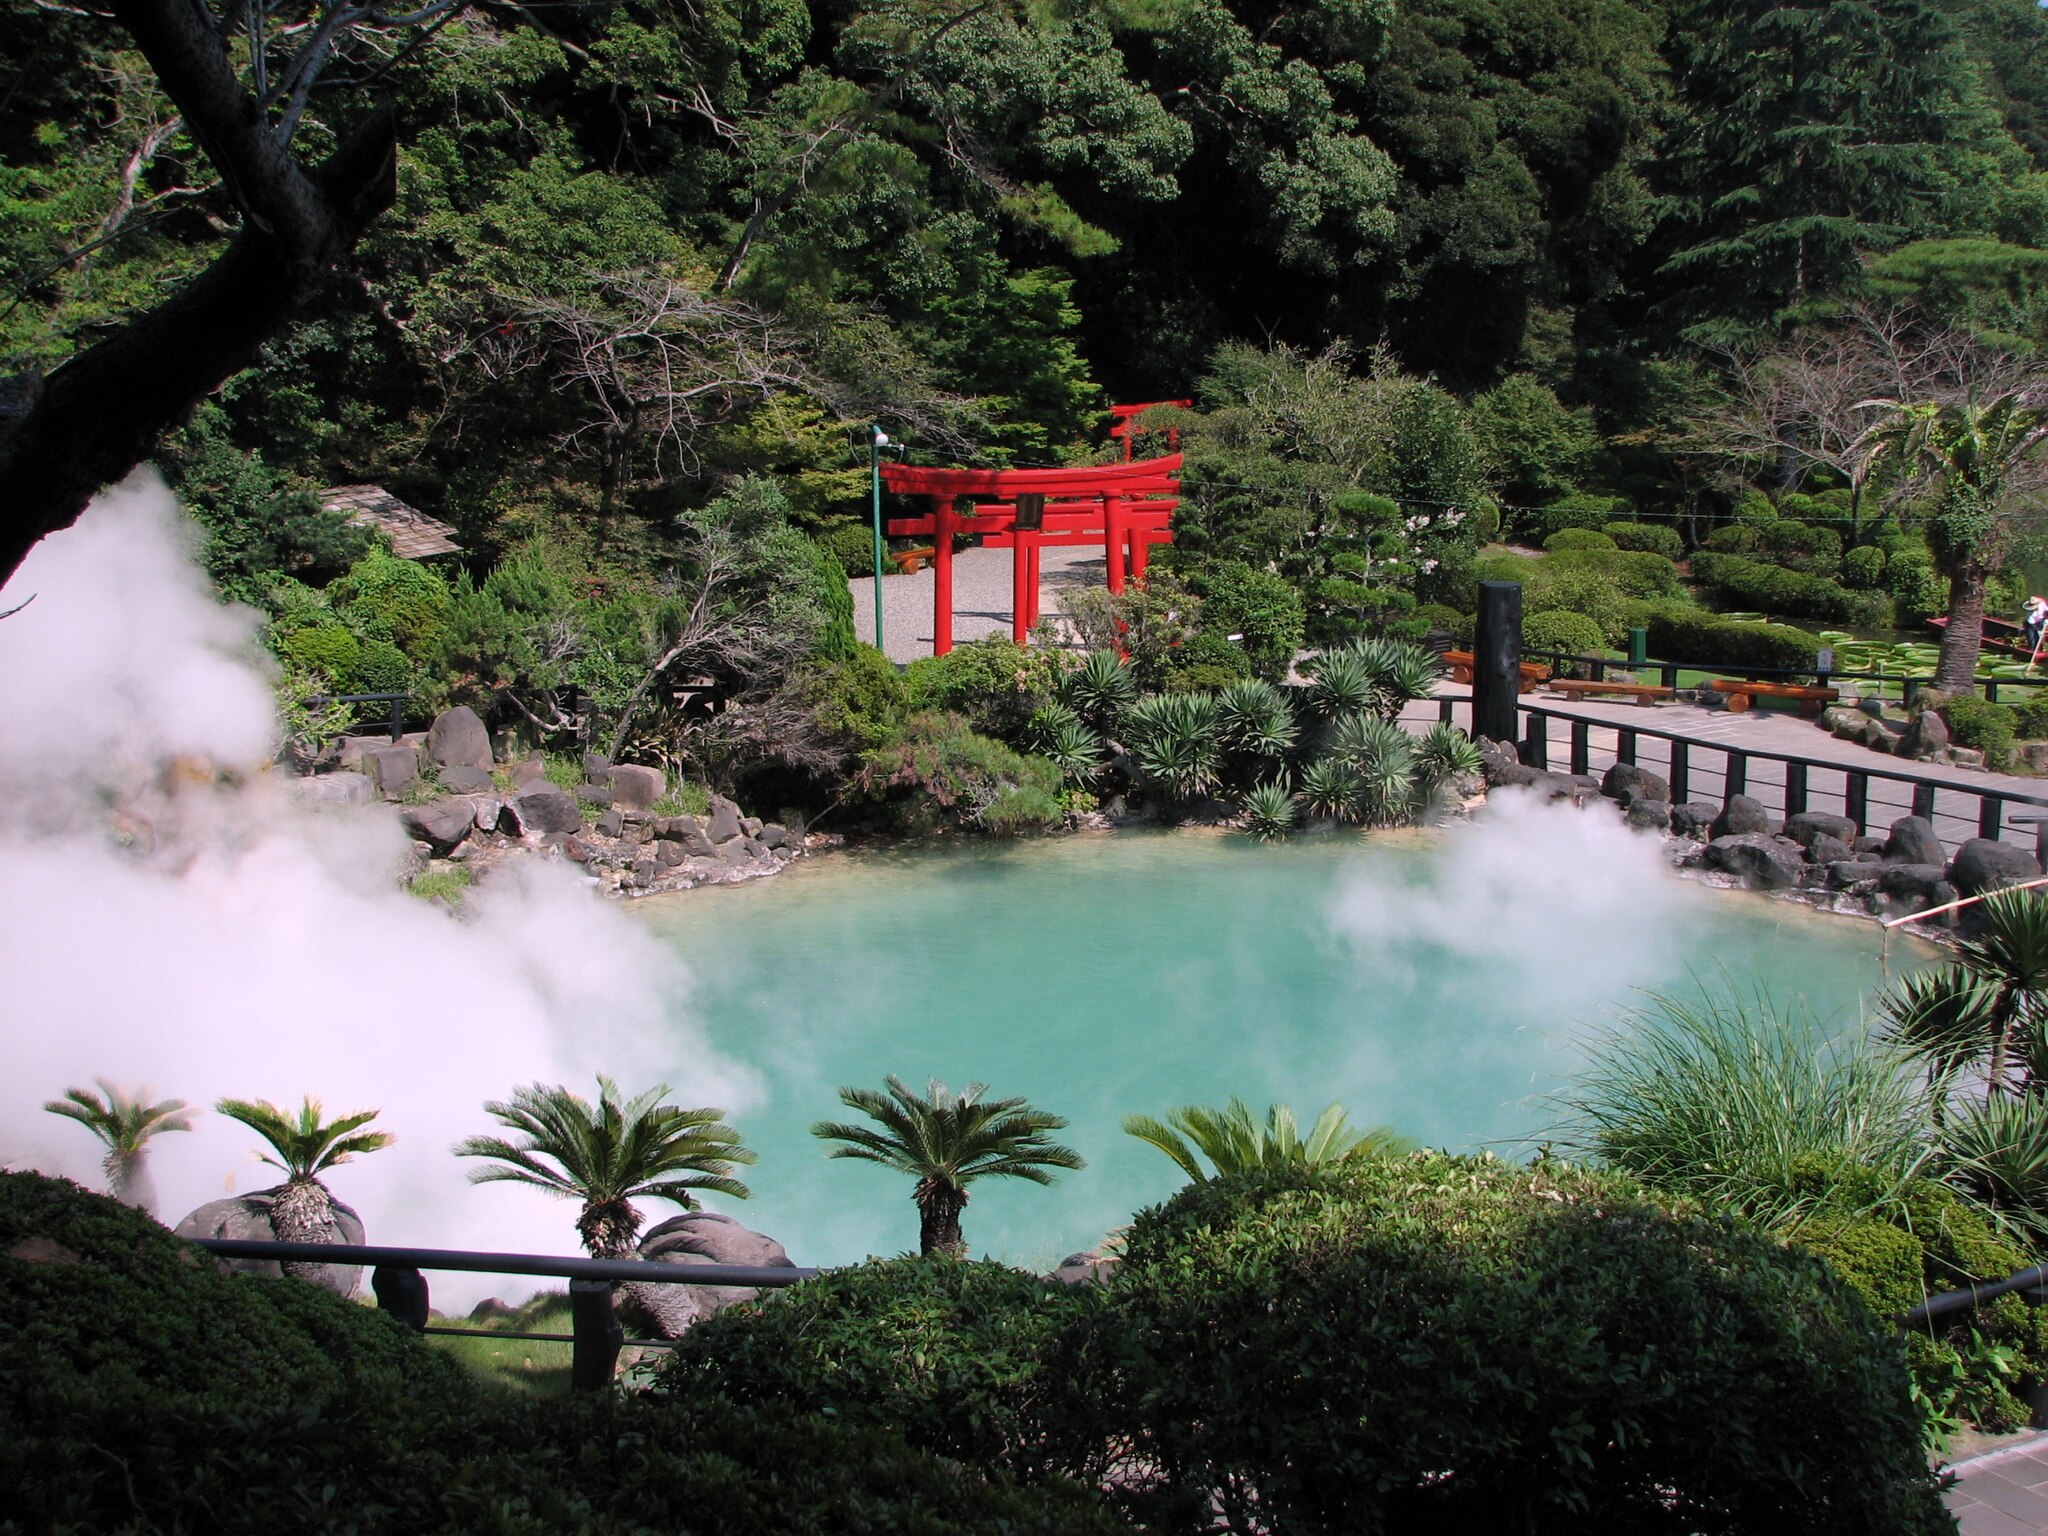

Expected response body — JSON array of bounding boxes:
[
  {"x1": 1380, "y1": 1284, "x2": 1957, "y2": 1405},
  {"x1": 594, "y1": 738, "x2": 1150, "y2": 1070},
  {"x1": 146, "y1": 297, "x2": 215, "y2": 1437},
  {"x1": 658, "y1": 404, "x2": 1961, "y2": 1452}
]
[
  {"x1": 216, "y1": 1096, "x2": 393, "y2": 1276},
  {"x1": 454, "y1": 1078, "x2": 755, "y2": 1258},
  {"x1": 812, "y1": 1077, "x2": 1083, "y2": 1257},
  {"x1": 1123, "y1": 1098, "x2": 1412, "y2": 1183},
  {"x1": 1854, "y1": 387, "x2": 2048, "y2": 691},
  {"x1": 43, "y1": 1080, "x2": 194, "y2": 1213}
]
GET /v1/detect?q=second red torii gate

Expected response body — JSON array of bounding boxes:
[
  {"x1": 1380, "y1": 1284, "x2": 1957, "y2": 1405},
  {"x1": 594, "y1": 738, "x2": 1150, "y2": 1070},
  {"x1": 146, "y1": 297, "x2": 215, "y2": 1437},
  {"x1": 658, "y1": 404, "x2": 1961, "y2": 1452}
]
[{"x1": 880, "y1": 452, "x2": 1182, "y2": 654}]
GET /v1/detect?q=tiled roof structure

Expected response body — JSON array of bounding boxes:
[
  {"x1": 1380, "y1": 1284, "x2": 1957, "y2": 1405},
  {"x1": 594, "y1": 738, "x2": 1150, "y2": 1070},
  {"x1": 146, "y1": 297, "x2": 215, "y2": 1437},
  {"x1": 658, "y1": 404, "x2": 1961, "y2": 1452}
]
[{"x1": 320, "y1": 484, "x2": 461, "y2": 559}]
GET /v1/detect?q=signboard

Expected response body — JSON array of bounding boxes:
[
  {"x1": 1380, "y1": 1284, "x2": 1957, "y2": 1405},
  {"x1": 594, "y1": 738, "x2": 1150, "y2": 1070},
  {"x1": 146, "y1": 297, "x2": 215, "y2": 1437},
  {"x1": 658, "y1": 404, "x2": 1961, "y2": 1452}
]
[
  {"x1": 1013, "y1": 493, "x2": 1045, "y2": 531},
  {"x1": 1816, "y1": 648, "x2": 1835, "y2": 674}
]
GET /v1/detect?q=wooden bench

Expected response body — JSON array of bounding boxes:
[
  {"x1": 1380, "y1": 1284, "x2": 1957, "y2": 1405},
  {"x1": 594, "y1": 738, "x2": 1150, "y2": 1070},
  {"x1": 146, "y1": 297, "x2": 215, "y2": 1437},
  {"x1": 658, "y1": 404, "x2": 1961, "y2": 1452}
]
[
  {"x1": 1710, "y1": 678, "x2": 1840, "y2": 717},
  {"x1": 1444, "y1": 650, "x2": 1552, "y2": 693},
  {"x1": 1543, "y1": 679, "x2": 1674, "y2": 706},
  {"x1": 890, "y1": 546, "x2": 936, "y2": 575}
]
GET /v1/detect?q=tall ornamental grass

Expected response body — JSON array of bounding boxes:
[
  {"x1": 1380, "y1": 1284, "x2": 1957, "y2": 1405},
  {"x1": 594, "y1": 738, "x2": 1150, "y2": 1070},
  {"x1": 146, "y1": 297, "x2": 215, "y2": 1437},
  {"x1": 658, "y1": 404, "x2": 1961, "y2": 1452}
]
[{"x1": 1550, "y1": 986, "x2": 1937, "y2": 1232}]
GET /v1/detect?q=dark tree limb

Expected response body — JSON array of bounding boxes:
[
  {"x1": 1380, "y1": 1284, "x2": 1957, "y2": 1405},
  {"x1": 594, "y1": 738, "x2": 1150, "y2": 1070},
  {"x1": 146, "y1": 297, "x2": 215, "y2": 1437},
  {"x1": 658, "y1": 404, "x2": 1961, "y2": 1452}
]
[{"x1": 0, "y1": 0, "x2": 406, "y2": 587}]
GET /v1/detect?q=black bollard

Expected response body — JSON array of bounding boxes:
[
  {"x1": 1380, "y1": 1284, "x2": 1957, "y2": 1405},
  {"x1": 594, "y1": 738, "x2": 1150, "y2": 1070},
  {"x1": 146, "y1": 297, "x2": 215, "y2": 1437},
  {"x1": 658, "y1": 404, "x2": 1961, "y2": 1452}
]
[
  {"x1": 371, "y1": 1264, "x2": 430, "y2": 1331},
  {"x1": 569, "y1": 1278, "x2": 624, "y2": 1392},
  {"x1": 1472, "y1": 580, "x2": 1523, "y2": 748}
]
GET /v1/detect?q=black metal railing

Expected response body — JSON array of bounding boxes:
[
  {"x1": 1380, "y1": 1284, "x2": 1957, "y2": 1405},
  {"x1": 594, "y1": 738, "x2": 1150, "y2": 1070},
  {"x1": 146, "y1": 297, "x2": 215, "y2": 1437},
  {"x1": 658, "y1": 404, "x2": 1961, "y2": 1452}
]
[
  {"x1": 1512, "y1": 702, "x2": 2048, "y2": 855},
  {"x1": 193, "y1": 1237, "x2": 818, "y2": 1391},
  {"x1": 1904, "y1": 1263, "x2": 2048, "y2": 1328},
  {"x1": 302, "y1": 692, "x2": 411, "y2": 740}
]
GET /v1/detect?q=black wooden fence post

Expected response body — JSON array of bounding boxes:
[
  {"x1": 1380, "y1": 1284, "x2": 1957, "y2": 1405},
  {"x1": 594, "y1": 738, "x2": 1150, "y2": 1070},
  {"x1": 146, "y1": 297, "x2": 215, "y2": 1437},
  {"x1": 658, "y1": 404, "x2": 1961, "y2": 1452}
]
[
  {"x1": 570, "y1": 1278, "x2": 624, "y2": 1392},
  {"x1": 1473, "y1": 581, "x2": 1522, "y2": 747}
]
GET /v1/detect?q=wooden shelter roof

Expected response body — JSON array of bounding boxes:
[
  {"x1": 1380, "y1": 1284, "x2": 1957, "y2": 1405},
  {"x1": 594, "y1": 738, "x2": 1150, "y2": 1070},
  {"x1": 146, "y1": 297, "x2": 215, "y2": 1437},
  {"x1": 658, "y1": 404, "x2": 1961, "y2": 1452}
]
[{"x1": 320, "y1": 484, "x2": 461, "y2": 559}]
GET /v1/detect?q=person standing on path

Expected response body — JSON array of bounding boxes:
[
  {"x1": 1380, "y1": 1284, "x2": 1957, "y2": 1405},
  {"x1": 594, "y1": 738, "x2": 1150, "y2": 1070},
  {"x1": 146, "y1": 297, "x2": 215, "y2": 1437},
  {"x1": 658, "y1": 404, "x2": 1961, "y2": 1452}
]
[{"x1": 2026, "y1": 595, "x2": 2048, "y2": 652}]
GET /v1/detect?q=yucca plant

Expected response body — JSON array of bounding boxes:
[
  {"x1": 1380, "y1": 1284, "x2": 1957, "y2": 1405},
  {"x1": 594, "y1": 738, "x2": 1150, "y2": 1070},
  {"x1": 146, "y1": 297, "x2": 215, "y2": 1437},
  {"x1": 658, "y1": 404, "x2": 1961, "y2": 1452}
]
[
  {"x1": 1957, "y1": 887, "x2": 2048, "y2": 1094},
  {"x1": 43, "y1": 1080, "x2": 195, "y2": 1212},
  {"x1": 455, "y1": 1078, "x2": 755, "y2": 1258},
  {"x1": 1216, "y1": 679, "x2": 1298, "y2": 759},
  {"x1": 1122, "y1": 1098, "x2": 1412, "y2": 1182},
  {"x1": 1240, "y1": 781, "x2": 1299, "y2": 842},
  {"x1": 1325, "y1": 711, "x2": 1419, "y2": 825},
  {"x1": 1351, "y1": 636, "x2": 1444, "y2": 718},
  {"x1": 1303, "y1": 645, "x2": 1376, "y2": 719},
  {"x1": 1061, "y1": 649, "x2": 1138, "y2": 728},
  {"x1": 1298, "y1": 757, "x2": 1362, "y2": 822},
  {"x1": 813, "y1": 1077, "x2": 1083, "y2": 1257},
  {"x1": 1028, "y1": 701, "x2": 1103, "y2": 784},
  {"x1": 216, "y1": 1096, "x2": 394, "y2": 1276},
  {"x1": 1942, "y1": 1091, "x2": 2048, "y2": 1241},
  {"x1": 1125, "y1": 690, "x2": 1224, "y2": 800},
  {"x1": 1879, "y1": 969, "x2": 2000, "y2": 1095},
  {"x1": 1877, "y1": 888, "x2": 2048, "y2": 1101},
  {"x1": 1413, "y1": 721, "x2": 1484, "y2": 797}
]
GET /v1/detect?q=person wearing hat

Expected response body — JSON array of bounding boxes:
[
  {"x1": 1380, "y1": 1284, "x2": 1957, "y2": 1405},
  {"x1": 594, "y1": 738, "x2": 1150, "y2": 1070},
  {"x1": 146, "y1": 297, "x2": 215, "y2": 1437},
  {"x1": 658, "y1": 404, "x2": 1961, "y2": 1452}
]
[{"x1": 2026, "y1": 594, "x2": 2048, "y2": 652}]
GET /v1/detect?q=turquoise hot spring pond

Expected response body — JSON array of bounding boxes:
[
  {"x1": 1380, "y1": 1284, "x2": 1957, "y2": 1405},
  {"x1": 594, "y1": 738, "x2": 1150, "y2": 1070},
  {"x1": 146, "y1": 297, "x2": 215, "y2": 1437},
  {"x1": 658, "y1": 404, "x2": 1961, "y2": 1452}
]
[{"x1": 633, "y1": 820, "x2": 1926, "y2": 1271}]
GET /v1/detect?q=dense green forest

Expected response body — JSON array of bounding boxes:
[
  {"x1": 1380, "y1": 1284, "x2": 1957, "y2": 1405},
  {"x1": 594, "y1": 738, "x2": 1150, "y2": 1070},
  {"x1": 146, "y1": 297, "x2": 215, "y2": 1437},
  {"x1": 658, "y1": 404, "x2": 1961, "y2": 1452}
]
[{"x1": 5, "y1": 0, "x2": 2048, "y2": 806}]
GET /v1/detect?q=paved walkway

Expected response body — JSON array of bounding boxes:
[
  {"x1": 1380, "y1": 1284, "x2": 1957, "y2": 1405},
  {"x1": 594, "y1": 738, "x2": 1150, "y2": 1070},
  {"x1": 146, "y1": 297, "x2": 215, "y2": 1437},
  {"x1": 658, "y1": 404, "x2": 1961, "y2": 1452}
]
[
  {"x1": 1401, "y1": 687, "x2": 2048, "y2": 860},
  {"x1": 848, "y1": 545, "x2": 1103, "y2": 664},
  {"x1": 1947, "y1": 1435, "x2": 2048, "y2": 1533}
]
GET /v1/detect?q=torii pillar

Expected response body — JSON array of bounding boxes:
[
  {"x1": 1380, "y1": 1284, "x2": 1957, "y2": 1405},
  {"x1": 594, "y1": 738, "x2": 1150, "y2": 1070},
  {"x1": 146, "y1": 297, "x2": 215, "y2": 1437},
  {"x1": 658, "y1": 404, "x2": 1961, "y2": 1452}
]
[{"x1": 932, "y1": 497, "x2": 957, "y2": 656}]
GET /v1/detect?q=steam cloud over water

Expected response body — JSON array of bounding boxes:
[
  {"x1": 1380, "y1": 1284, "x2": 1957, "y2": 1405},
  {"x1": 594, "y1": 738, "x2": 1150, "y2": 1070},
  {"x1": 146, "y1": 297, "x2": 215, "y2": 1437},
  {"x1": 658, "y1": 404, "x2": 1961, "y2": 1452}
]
[
  {"x1": 1327, "y1": 788, "x2": 1691, "y2": 1069},
  {"x1": 0, "y1": 478, "x2": 756, "y2": 1304}
]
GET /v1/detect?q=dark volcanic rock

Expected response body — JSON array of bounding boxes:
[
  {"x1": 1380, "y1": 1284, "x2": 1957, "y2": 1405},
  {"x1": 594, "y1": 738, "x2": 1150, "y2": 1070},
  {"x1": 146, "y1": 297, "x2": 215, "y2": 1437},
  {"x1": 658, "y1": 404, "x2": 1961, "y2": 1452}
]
[
  {"x1": 401, "y1": 797, "x2": 479, "y2": 854},
  {"x1": 426, "y1": 706, "x2": 493, "y2": 771},
  {"x1": 506, "y1": 786, "x2": 581, "y2": 836},
  {"x1": 624, "y1": 1211, "x2": 797, "y2": 1339},
  {"x1": 1711, "y1": 795, "x2": 1770, "y2": 839},
  {"x1": 1807, "y1": 833, "x2": 1856, "y2": 866},
  {"x1": 610, "y1": 764, "x2": 664, "y2": 810},
  {"x1": 1602, "y1": 762, "x2": 1670, "y2": 807},
  {"x1": 1703, "y1": 833, "x2": 1807, "y2": 890},
  {"x1": 1625, "y1": 799, "x2": 1672, "y2": 831},
  {"x1": 364, "y1": 745, "x2": 417, "y2": 799},
  {"x1": 438, "y1": 765, "x2": 494, "y2": 794},
  {"x1": 1884, "y1": 816, "x2": 1946, "y2": 866},
  {"x1": 1784, "y1": 811, "x2": 1857, "y2": 849},
  {"x1": 1670, "y1": 801, "x2": 1719, "y2": 840},
  {"x1": 1949, "y1": 838, "x2": 2042, "y2": 897},
  {"x1": 706, "y1": 795, "x2": 745, "y2": 843}
]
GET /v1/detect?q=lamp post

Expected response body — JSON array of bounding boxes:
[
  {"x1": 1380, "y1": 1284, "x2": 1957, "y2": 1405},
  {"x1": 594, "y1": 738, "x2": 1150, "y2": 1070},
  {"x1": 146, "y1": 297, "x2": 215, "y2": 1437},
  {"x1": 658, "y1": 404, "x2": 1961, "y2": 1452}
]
[{"x1": 869, "y1": 426, "x2": 888, "y2": 650}]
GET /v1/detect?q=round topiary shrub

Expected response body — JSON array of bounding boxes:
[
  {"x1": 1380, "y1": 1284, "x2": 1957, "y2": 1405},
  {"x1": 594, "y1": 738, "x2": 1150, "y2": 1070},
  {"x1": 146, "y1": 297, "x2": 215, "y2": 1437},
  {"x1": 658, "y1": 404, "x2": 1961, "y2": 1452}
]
[
  {"x1": 1842, "y1": 544, "x2": 1888, "y2": 590},
  {"x1": 1521, "y1": 610, "x2": 1608, "y2": 674},
  {"x1": 281, "y1": 623, "x2": 361, "y2": 685},
  {"x1": 818, "y1": 521, "x2": 878, "y2": 578},
  {"x1": 1941, "y1": 695, "x2": 2018, "y2": 767},
  {"x1": 1068, "y1": 1156, "x2": 1947, "y2": 1533},
  {"x1": 1543, "y1": 528, "x2": 1618, "y2": 552},
  {"x1": 1601, "y1": 520, "x2": 1683, "y2": 559},
  {"x1": 346, "y1": 636, "x2": 413, "y2": 694}
]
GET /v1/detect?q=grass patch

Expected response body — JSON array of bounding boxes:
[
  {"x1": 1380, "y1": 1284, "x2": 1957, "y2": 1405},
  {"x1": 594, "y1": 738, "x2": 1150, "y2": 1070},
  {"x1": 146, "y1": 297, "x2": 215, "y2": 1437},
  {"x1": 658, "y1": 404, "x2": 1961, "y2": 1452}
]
[
  {"x1": 653, "y1": 781, "x2": 712, "y2": 817},
  {"x1": 408, "y1": 866, "x2": 474, "y2": 906},
  {"x1": 425, "y1": 1292, "x2": 575, "y2": 1396},
  {"x1": 543, "y1": 752, "x2": 583, "y2": 792}
]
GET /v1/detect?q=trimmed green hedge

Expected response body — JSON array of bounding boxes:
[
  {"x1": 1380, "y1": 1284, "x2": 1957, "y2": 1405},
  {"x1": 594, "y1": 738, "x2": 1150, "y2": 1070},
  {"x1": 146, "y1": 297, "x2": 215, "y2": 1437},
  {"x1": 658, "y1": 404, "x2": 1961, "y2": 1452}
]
[
  {"x1": 1942, "y1": 695, "x2": 2018, "y2": 766},
  {"x1": 1691, "y1": 551, "x2": 1887, "y2": 625},
  {"x1": 1645, "y1": 611, "x2": 1824, "y2": 673},
  {"x1": 1542, "y1": 528, "x2": 1616, "y2": 552}
]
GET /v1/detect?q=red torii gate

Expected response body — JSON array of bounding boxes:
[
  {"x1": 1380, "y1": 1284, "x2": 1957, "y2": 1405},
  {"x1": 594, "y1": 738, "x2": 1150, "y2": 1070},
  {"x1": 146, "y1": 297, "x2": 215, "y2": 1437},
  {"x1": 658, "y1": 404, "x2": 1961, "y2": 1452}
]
[
  {"x1": 1107, "y1": 400, "x2": 1191, "y2": 461},
  {"x1": 879, "y1": 452, "x2": 1182, "y2": 654}
]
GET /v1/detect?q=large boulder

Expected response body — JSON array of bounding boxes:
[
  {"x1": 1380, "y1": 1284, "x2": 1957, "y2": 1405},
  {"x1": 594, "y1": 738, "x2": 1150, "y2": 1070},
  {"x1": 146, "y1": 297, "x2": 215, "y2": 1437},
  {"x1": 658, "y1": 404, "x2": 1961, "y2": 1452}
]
[
  {"x1": 1948, "y1": 838, "x2": 2042, "y2": 897},
  {"x1": 439, "y1": 765, "x2": 494, "y2": 794},
  {"x1": 364, "y1": 745, "x2": 418, "y2": 800},
  {"x1": 1808, "y1": 833, "x2": 1856, "y2": 867},
  {"x1": 659, "y1": 816, "x2": 717, "y2": 857},
  {"x1": 1884, "y1": 816, "x2": 1945, "y2": 866},
  {"x1": 758, "y1": 823, "x2": 789, "y2": 850},
  {"x1": 1783, "y1": 811, "x2": 1857, "y2": 851},
  {"x1": 582, "y1": 752, "x2": 613, "y2": 786},
  {"x1": 401, "y1": 797, "x2": 480, "y2": 855},
  {"x1": 1475, "y1": 737, "x2": 1539, "y2": 788},
  {"x1": 1879, "y1": 863, "x2": 1951, "y2": 909},
  {"x1": 625, "y1": 1212, "x2": 798, "y2": 1339},
  {"x1": 1703, "y1": 833, "x2": 1808, "y2": 890},
  {"x1": 506, "y1": 757, "x2": 548, "y2": 787},
  {"x1": 1625, "y1": 800, "x2": 1672, "y2": 831},
  {"x1": 1711, "y1": 795, "x2": 1771, "y2": 839},
  {"x1": 425, "y1": 706, "x2": 493, "y2": 771},
  {"x1": 173, "y1": 1187, "x2": 366, "y2": 1298},
  {"x1": 706, "y1": 795, "x2": 745, "y2": 843},
  {"x1": 610, "y1": 764, "x2": 665, "y2": 810},
  {"x1": 1899, "y1": 708, "x2": 1950, "y2": 761},
  {"x1": 1669, "y1": 801, "x2": 1720, "y2": 840},
  {"x1": 1602, "y1": 762, "x2": 1670, "y2": 808},
  {"x1": 505, "y1": 785, "x2": 581, "y2": 836}
]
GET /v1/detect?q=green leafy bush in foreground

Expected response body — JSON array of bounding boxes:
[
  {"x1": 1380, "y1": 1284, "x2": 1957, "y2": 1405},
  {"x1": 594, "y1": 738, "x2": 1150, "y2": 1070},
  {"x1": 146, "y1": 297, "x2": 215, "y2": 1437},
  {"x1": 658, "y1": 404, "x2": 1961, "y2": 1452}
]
[
  {"x1": 667, "y1": 1157, "x2": 1945, "y2": 1535},
  {"x1": 1085, "y1": 1158, "x2": 1947, "y2": 1534},
  {"x1": 0, "y1": 1172, "x2": 1116, "y2": 1536},
  {"x1": 1941, "y1": 694, "x2": 2018, "y2": 766}
]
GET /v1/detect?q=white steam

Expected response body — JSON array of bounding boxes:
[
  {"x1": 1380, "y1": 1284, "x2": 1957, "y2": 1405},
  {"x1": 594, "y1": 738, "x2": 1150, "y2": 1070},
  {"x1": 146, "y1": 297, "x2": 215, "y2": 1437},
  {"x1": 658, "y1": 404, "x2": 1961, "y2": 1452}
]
[{"x1": 0, "y1": 476, "x2": 755, "y2": 1306}]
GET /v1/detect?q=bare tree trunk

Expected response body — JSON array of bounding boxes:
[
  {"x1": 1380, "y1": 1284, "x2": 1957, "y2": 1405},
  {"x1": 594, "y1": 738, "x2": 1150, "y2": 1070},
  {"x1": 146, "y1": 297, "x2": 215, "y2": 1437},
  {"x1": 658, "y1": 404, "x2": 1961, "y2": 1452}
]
[
  {"x1": 915, "y1": 1179, "x2": 967, "y2": 1259},
  {"x1": 271, "y1": 1176, "x2": 339, "y2": 1283},
  {"x1": 1934, "y1": 565, "x2": 1988, "y2": 695}
]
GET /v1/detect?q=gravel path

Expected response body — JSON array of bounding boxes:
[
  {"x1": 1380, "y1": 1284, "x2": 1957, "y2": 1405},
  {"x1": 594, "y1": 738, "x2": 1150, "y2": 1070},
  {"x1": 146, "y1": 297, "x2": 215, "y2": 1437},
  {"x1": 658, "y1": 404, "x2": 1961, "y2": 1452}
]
[{"x1": 848, "y1": 544, "x2": 1106, "y2": 662}]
